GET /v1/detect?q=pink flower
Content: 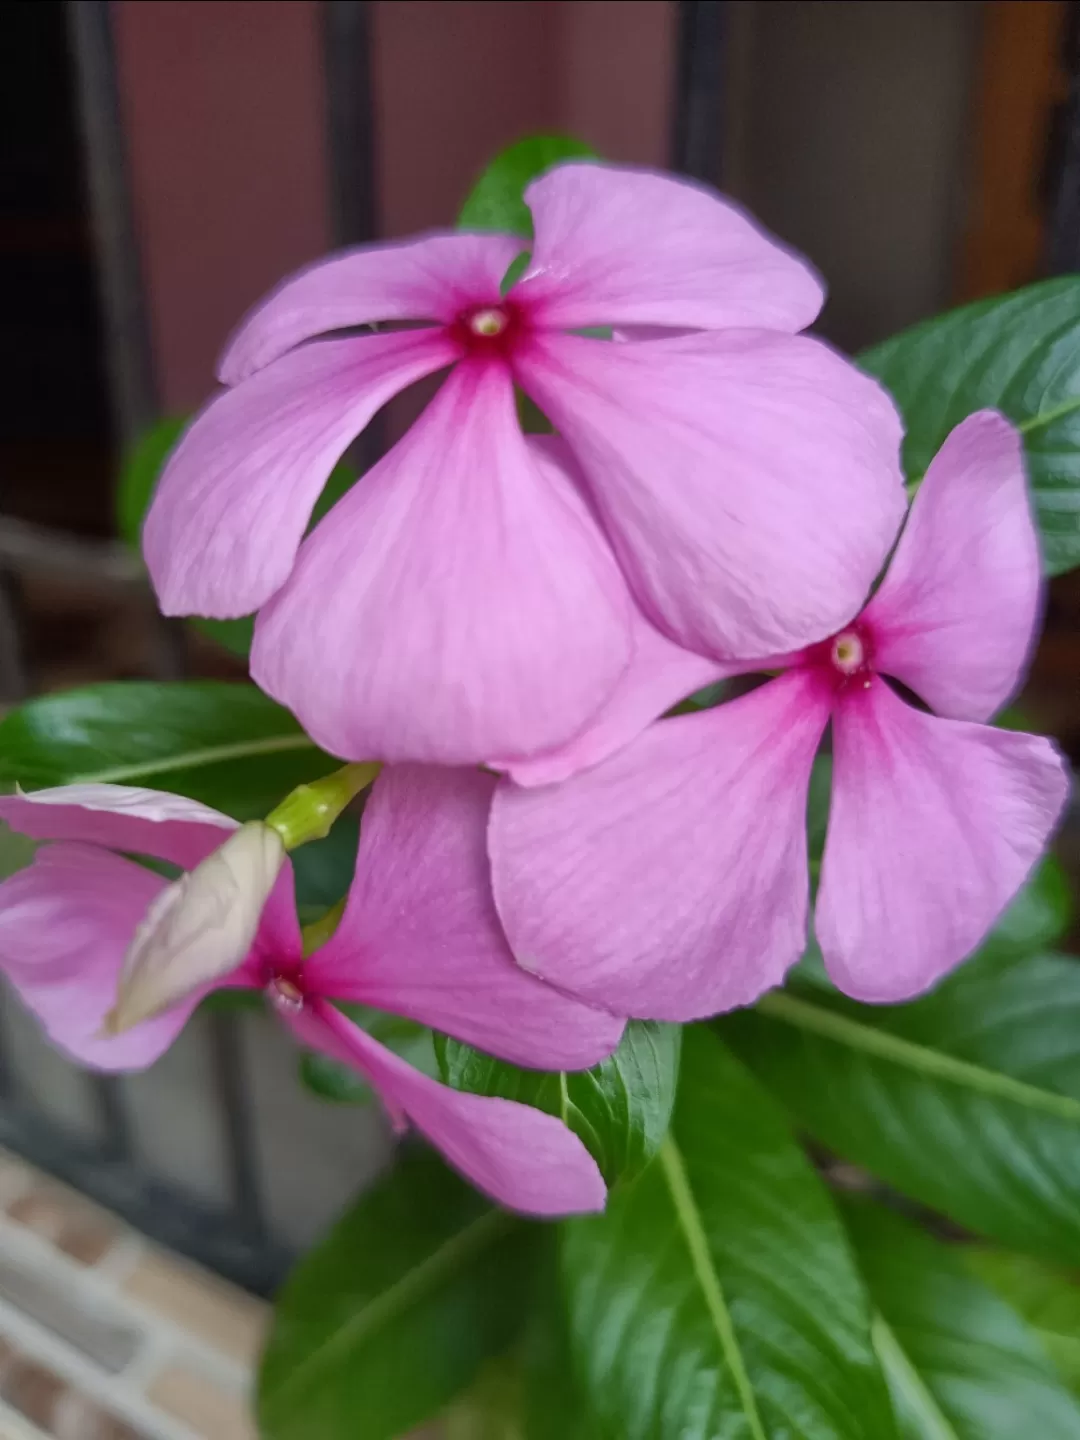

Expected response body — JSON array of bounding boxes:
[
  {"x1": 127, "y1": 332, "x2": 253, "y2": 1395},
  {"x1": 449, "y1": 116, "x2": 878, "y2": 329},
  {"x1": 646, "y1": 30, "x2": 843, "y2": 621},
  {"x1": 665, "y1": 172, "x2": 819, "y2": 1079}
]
[
  {"x1": 0, "y1": 769, "x2": 624, "y2": 1216},
  {"x1": 144, "y1": 163, "x2": 905, "y2": 766},
  {"x1": 489, "y1": 412, "x2": 1071, "y2": 1020}
]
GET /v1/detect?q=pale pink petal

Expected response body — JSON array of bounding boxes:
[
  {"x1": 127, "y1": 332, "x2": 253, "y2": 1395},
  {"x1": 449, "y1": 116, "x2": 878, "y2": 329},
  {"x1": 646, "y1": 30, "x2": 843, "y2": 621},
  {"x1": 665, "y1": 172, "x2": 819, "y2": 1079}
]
[
  {"x1": 305, "y1": 765, "x2": 624, "y2": 1069},
  {"x1": 219, "y1": 232, "x2": 523, "y2": 383},
  {"x1": 290, "y1": 1002, "x2": 606, "y2": 1216},
  {"x1": 484, "y1": 436, "x2": 734, "y2": 784},
  {"x1": 817, "y1": 678, "x2": 1070, "y2": 1002},
  {"x1": 144, "y1": 330, "x2": 455, "y2": 618},
  {"x1": 861, "y1": 411, "x2": 1040, "y2": 722},
  {"x1": 0, "y1": 845, "x2": 205, "y2": 1070},
  {"x1": 497, "y1": 610, "x2": 738, "y2": 786},
  {"x1": 0, "y1": 784, "x2": 235, "y2": 868},
  {"x1": 251, "y1": 363, "x2": 633, "y2": 765},
  {"x1": 516, "y1": 163, "x2": 823, "y2": 333},
  {"x1": 490, "y1": 671, "x2": 830, "y2": 1021},
  {"x1": 518, "y1": 330, "x2": 905, "y2": 659}
]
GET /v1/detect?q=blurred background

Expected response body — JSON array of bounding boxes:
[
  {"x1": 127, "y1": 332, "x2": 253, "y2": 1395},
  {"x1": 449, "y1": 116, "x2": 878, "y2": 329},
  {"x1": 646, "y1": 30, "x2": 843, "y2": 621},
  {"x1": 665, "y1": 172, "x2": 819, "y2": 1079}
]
[{"x1": 0, "y1": 2, "x2": 1079, "y2": 1435}]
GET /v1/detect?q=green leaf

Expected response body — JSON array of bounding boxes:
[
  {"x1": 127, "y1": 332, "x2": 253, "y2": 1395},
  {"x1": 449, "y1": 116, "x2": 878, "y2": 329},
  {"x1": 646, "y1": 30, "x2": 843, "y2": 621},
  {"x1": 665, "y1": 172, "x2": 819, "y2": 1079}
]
[
  {"x1": 522, "y1": 1248, "x2": 609, "y2": 1440},
  {"x1": 560, "y1": 1029, "x2": 896, "y2": 1439},
  {"x1": 458, "y1": 134, "x2": 597, "y2": 236},
  {"x1": 437, "y1": 1021, "x2": 680, "y2": 1186},
  {"x1": 444, "y1": 1357, "x2": 525, "y2": 1440},
  {"x1": 0, "y1": 681, "x2": 337, "y2": 821},
  {"x1": 966, "y1": 1249, "x2": 1080, "y2": 1396},
  {"x1": 298, "y1": 1051, "x2": 373, "y2": 1105},
  {"x1": 723, "y1": 947, "x2": 1080, "y2": 1266},
  {"x1": 291, "y1": 816, "x2": 360, "y2": 924},
  {"x1": 977, "y1": 855, "x2": 1074, "y2": 962},
  {"x1": 115, "y1": 416, "x2": 190, "y2": 549},
  {"x1": 258, "y1": 1148, "x2": 537, "y2": 1440},
  {"x1": 191, "y1": 615, "x2": 256, "y2": 659},
  {"x1": 843, "y1": 1199, "x2": 1080, "y2": 1439},
  {"x1": 860, "y1": 277, "x2": 1080, "y2": 575},
  {"x1": 0, "y1": 822, "x2": 34, "y2": 882}
]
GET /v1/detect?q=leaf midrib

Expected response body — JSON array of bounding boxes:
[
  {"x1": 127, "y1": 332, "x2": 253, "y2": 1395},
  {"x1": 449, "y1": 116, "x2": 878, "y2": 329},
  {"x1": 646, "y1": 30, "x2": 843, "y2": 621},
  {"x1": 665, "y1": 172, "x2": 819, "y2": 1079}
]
[
  {"x1": 263, "y1": 1206, "x2": 515, "y2": 1420},
  {"x1": 658, "y1": 1136, "x2": 768, "y2": 1440},
  {"x1": 871, "y1": 1313, "x2": 961, "y2": 1440},
  {"x1": 757, "y1": 992, "x2": 1080, "y2": 1123},
  {"x1": 53, "y1": 732, "x2": 317, "y2": 785}
]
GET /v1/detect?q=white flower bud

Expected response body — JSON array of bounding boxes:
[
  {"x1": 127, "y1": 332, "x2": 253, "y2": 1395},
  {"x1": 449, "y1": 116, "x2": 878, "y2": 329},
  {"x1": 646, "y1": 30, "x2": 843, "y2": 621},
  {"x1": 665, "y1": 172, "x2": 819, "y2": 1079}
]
[{"x1": 106, "y1": 821, "x2": 285, "y2": 1032}]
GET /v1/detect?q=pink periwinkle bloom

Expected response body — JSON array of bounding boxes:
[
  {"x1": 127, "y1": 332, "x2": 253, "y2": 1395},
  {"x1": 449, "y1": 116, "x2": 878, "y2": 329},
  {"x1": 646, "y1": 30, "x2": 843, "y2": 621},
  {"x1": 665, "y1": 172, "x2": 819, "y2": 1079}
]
[
  {"x1": 144, "y1": 163, "x2": 905, "y2": 768},
  {"x1": 0, "y1": 769, "x2": 623, "y2": 1216},
  {"x1": 489, "y1": 411, "x2": 1071, "y2": 1020}
]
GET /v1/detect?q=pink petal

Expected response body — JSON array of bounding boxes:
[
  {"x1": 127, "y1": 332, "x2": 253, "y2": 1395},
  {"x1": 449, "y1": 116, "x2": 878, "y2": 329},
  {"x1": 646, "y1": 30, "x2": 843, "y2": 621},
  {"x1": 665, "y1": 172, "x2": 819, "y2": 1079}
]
[
  {"x1": 516, "y1": 163, "x2": 824, "y2": 333},
  {"x1": 496, "y1": 607, "x2": 737, "y2": 787},
  {"x1": 251, "y1": 363, "x2": 633, "y2": 765},
  {"x1": 305, "y1": 765, "x2": 624, "y2": 1069},
  {"x1": 290, "y1": 1002, "x2": 606, "y2": 1216},
  {"x1": 817, "y1": 678, "x2": 1070, "y2": 1002},
  {"x1": 861, "y1": 411, "x2": 1041, "y2": 722},
  {"x1": 219, "y1": 232, "x2": 523, "y2": 383},
  {"x1": 0, "y1": 784, "x2": 235, "y2": 869},
  {"x1": 0, "y1": 845, "x2": 204, "y2": 1070},
  {"x1": 490, "y1": 671, "x2": 830, "y2": 1021},
  {"x1": 518, "y1": 330, "x2": 906, "y2": 659},
  {"x1": 487, "y1": 435, "x2": 734, "y2": 785},
  {"x1": 144, "y1": 330, "x2": 455, "y2": 619}
]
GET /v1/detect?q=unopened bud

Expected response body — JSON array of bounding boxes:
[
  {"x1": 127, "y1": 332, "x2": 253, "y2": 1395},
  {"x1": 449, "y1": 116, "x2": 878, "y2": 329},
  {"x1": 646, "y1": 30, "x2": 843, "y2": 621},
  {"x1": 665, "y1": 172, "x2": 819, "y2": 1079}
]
[{"x1": 105, "y1": 821, "x2": 285, "y2": 1033}]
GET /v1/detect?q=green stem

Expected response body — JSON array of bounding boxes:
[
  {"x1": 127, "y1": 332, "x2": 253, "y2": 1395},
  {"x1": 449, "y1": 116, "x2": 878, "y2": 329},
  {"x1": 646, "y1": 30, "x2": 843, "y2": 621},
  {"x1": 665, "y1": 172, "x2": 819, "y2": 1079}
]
[{"x1": 265, "y1": 762, "x2": 380, "y2": 851}]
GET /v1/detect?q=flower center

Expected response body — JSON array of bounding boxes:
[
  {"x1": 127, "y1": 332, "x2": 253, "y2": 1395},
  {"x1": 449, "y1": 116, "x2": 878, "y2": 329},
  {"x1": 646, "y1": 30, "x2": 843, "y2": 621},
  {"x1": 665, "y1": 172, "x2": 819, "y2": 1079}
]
[
  {"x1": 468, "y1": 307, "x2": 508, "y2": 338},
  {"x1": 266, "y1": 970, "x2": 306, "y2": 1015},
  {"x1": 450, "y1": 301, "x2": 524, "y2": 360},
  {"x1": 830, "y1": 630, "x2": 865, "y2": 675}
]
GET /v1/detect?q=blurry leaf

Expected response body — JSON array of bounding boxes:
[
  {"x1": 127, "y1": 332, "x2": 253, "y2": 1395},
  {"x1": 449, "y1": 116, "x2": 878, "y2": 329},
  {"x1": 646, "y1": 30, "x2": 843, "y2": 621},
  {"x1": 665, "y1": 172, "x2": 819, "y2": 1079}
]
[
  {"x1": 444, "y1": 1357, "x2": 525, "y2": 1440},
  {"x1": 191, "y1": 615, "x2": 256, "y2": 659},
  {"x1": 437, "y1": 1021, "x2": 680, "y2": 1186},
  {"x1": 199, "y1": 988, "x2": 263, "y2": 1015},
  {"x1": 0, "y1": 822, "x2": 34, "y2": 882},
  {"x1": 723, "y1": 947, "x2": 1080, "y2": 1266},
  {"x1": 259, "y1": 1148, "x2": 537, "y2": 1440},
  {"x1": 978, "y1": 855, "x2": 1073, "y2": 962},
  {"x1": 300, "y1": 1009, "x2": 437, "y2": 1105},
  {"x1": 115, "y1": 416, "x2": 189, "y2": 549},
  {"x1": 843, "y1": 1199, "x2": 1080, "y2": 1439},
  {"x1": 458, "y1": 134, "x2": 597, "y2": 236},
  {"x1": 561, "y1": 1029, "x2": 896, "y2": 1439},
  {"x1": 860, "y1": 277, "x2": 1080, "y2": 575},
  {"x1": 806, "y1": 754, "x2": 833, "y2": 858},
  {"x1": 967, "y1": 1248, "x2": 1080, "y2": 1396},
  {"x1": 115, "y1": 416, "x2": 359, "y2": 658},
  {"x1": 523, "y1": 1241, "x2": 609, "y2": 1440},
  {"x1": 0, "y1": 681, "x2": 338, "y2": 820},
  {"x1": 298, "y1": 1051, "x2": 373, "y2": 1105},
  {"x1": 291, "y1": 814, "x2": 360, "y2": 920}
]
